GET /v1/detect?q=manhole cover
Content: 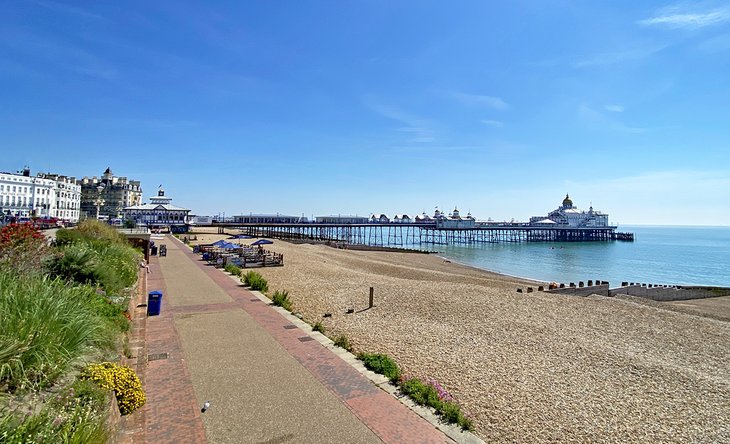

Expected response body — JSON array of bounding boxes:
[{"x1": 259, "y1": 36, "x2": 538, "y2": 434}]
[
  {"x1": 148, "y1": 353, "x2": 169, "y2": 361},
  {"x1": 298, "y1": 336, "x2": 314, "y2": 342},
  {"x1": 283, "y1": 325, "x2": 297, "y2": 330}
]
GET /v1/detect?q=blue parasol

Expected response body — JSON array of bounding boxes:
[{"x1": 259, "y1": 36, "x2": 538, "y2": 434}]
[{"x1": 251, "y1": 239, "x2": 274, "y2": 245}]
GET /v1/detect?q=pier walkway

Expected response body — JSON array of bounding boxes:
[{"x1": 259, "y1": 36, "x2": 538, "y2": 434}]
[{"x1": 141, "y1": 235, "x2": 452, "y2": 444}]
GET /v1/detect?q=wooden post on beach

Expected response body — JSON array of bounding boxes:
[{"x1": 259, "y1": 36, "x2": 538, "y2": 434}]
[{"x1": 369, "y1": 287, "x2": 374, "y2": 308}]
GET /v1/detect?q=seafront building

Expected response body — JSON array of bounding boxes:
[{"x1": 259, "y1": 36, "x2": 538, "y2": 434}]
[
  {"x1": 315, "y1": 215, "x2": 370, "y2": 224},
  {"x1": 122, "y1": 186, "x2": 190, "y2": 230},
  {"x1": 529, "y1": 194, "x2": 610, "y2": 227},
  {"x1": 233, "y1": 214, "x2": 307, "y2": 224},
  {"x1": 80, "y1": 167, "x2": 142, "y2": 220},
  {"x1": 0, "y1": 167, "x2": 81, "y2": 223}
]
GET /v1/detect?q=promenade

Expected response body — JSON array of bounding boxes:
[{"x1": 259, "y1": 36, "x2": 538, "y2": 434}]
[{"x1": 141, "y1": 235, "x2": 453, "y2": 444}]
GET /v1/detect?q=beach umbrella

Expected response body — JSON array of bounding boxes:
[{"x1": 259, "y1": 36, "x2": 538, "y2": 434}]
[
  {"x1": 231, "y1": 234, "x2": 254, "y2": 239},
  {"x1": 220, "y1": 242, "x2": 241, "y2": 249},
  {"x1": 251, "y1": 239, "x2": 274, "y2": 245},
  {"x1": 210, "y1": 239, "x2": 228, "y2": 247}
]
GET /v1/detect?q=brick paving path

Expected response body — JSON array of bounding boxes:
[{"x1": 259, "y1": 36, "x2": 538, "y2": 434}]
[{"x1": 141, "y1": 235, "x2": 453, "y2": 444}]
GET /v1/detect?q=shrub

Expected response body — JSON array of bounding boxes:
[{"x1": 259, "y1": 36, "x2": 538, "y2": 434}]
[
  {"x1": 242, "y1": 271, "x2": 268, "y2": 293},
  {"x1": 400, "y1": 376, "x2": 474, "y2": 431},
  {"x1": 0, "y1": 222, "x2": 48, "y2": 274},
  {"x1": 357, "y1": 353, "x2": 401, "y2": 383},
  {"x1": 271, "y1": 290, "x2": 292, "y2": 311},
  {"x1": 0, "y1": 382, "x2": 109, "y2": 443},
  {"x1": 224, "y1": 263, "x2": 241, "y2": 276},
  {"x1": 333, "y1": 334, "x2": 353, "y2": 352},
  {"x1": 0, "y1": 271, "x2": 116, "y2": 391},
  {"x1": 82, "y1": 362, "x2": 146, "y2": 415},
  {"x1": 312, "y1": 321, "x2": 326, "y2": 333},
  {"x1": 46, "y1": 243, "x2": 98, "y2": 285}
]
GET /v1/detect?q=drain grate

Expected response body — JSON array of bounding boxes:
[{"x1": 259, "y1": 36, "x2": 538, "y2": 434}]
[
  {"x1": 298, "y1": 336, "x2": 314, "y2": 342},
  {"x1": 283, "y1": 325, "x2": 297, "y2": 330},
  {"x1": 250, "y1": 298, "x2": 260, "y2": 302},
  {"x1": 148, "y1": 352, "x2": 169, "y2": 362}
]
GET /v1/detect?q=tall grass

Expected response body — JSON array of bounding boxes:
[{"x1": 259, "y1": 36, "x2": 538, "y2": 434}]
[
  {"x1": 0, "y1": 271, "x2": 116, "y2": 391},
  {"x1": 242, "y1": 271, "x2": 269, "y2": 293}
]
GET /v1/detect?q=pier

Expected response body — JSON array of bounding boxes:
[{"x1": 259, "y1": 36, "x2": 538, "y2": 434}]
[{"x1": 200, "y1": 222, "x2": 634, "y2": 247}]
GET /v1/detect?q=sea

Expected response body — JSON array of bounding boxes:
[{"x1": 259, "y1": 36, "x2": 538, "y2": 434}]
[{"x1": 433, "y1": 226, "x2": 730, "y2": 287}]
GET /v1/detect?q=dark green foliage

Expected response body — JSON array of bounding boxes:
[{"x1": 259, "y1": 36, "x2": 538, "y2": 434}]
[
  {"x1": 312, "y1": 321, "x2": 326, "y2": 333},
  {"x1": 271, "y1": 290, "x2": 292, "y2": 311},
  {"x1": 224, "y1": 263, "x2": 241, "y2": 276},
  {"x1": 357, "y1": 353, "x2": 401, "y2": 383},
  {"x1": 242, "y1": 271, "x2": 269, "y2": 293},
  {"x1": 401, "y1": 377, "x2": 442, "y2": 408}
]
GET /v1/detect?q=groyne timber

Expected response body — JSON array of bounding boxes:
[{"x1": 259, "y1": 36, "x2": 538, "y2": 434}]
[{"x1": 202, "y1": 222, "x2": 634, "y2": 247}]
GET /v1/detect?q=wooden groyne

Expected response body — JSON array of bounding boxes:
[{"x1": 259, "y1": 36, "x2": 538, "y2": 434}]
[{"x1": 201, "y1": 222, "x2": 634, "y2": 248}]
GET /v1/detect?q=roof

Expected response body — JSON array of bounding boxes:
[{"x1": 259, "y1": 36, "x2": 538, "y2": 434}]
[
  {"x1": 123, "y1": 203, "x2": 190, "y2": 211},
  {"x1": 535, "y1": 218, "x2": 557, "y2": 224}
]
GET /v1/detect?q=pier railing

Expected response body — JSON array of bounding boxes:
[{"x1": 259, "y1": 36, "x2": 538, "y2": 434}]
[{"x1": 198, "y1": 222, "x2": 633, "y2": 247}]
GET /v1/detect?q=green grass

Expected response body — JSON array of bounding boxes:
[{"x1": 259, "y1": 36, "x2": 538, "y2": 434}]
[
  {"x1": 333, "y1": 334, "x2": 353, "y2": 352},
  {"x1": 242, "y1": 271, "x2": 269, "y2": 293},
  {"x1": 312, "y1": 321, "x2": 326, "y2": 333},
  {"x1": 0, "y1": 271, "x2": 117, "y2": 391},
  {"x1": 224, "y1": 263, "x2": 242, "y2": 276},
  {"x1": 357, "y1": 353, "x2": 401, "y2": 383},
  {"x1": 0, "y1": 379, "x2": 110, "y2": 443},
  {"x1": 271, "y1": 290, "x2": 292, "y2": 311}
]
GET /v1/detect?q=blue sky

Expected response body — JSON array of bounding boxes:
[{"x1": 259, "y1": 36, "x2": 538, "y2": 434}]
[{"x1": 2, "y1": 1, "x2": 729, "y2": 225}]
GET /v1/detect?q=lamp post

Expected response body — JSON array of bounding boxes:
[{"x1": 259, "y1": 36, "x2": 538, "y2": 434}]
[{"x1": 94, "y1": 184, "x2": 105, "y2": 220}]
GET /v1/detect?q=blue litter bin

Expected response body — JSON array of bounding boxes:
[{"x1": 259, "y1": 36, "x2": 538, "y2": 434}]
[{"x1": 147, "y1": 291, "x2": 163, "y2": 316}]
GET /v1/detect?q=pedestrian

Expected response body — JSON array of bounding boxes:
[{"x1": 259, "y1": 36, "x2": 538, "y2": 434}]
[{"x1": 140, "y1": 259, "x2": 150, "y2": 274}]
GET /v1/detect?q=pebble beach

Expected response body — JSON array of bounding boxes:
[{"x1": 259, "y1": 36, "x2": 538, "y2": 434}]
[{"x1": 190, "y1": 230, "x2": 730, "y2": 443}]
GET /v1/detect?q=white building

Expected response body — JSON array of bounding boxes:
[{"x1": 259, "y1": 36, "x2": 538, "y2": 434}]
[
  {"x1": 434, "y1": 207, "x2": 476, "y2": 228},
  {"x1": 122, "y1": 186, "x2": 190, "y2": 228},
  {"x1": 37, "y1": 173, "x2": 82, "y2": 222},
  {"x1": 0, "y1": 167, "x2": 81, "y2": 223},
  {"x1": 529, "y1": 194, "x2": 610, "y2": 228}
]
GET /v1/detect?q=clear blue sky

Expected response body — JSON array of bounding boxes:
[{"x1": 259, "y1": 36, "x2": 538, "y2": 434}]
[{"x1": 2, "y1": 1, "x2": 729, "y2": 225}]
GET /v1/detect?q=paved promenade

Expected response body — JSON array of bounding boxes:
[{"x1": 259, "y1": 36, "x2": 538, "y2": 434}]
[{"x1": 142, "y1": 235, "x2": 453, "y2": 444}]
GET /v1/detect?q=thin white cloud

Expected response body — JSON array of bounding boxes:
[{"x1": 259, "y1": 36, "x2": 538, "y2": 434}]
[
  {"x1": 579, "y1": 105, "x2": 645, "y2": 133},
  {"x1": 481, "y1": 119, "x2": 505, "y2": 127},
  {"x1": 29, "y1": 0, "x2": 103, "y2": 19},
  {"x1": 604, "y1": 105, "x2": 625, "y2": 113},
  {"x1": 364, "y1": 97, "x2": 435, "y2": 142},
  {"x1": 450, "y1": 92, "x2": 509, "y2": 110},
  {"x1": 698, "y1": 33, "x2": 730, "y2": 52},
  {"x1": 639, "y1": 4, "x2": 730, "y2": 29},
  {"x1": 573, "y1": 45, "x2": 666, "y2": 68}
]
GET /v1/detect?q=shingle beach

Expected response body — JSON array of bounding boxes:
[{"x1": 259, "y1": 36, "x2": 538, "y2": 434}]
[{"x1": 192, "y1": 231, "x2": 730, "y2": 443}]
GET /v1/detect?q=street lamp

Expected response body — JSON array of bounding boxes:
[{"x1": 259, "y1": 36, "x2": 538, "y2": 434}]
[{"x1": 95, "y1": 184, "x2": 105, "y2": 220}]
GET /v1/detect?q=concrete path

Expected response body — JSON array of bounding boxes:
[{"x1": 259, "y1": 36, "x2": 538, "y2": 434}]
[{"x1": 143, "y1": 235, "x2": 453, "y2": 444}]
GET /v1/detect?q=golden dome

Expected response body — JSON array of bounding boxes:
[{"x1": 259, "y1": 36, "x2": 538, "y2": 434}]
[{"x1": 562, "y1": 193, "x2": 573, "y2": 207}]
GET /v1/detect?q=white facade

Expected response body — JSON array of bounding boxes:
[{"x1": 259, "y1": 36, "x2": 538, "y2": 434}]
[
  {"x1": 530, "y1": 194, "x2": 610, "y2": 228},
  {"x1": 0, "y1": 168, "x2": 81, "y2": 222},
  {"x1": 434, "y1": 207, "x2": 476, "y2": 228},
  {"x1": 122, "y1": 187, "x2": 190, "y2": 227}
]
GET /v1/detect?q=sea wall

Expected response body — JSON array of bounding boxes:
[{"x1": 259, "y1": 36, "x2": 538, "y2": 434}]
[
  {"x1": 609, "y1": 285, "x2": 730, "y2": 301},
  {"x1": 545, "y1": 284, "x2": 610, "y2": 297}
]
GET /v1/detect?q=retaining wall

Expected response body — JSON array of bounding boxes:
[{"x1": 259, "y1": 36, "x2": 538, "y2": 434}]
[{"x1": 609, "y1": 285, "x2": 730, "y2": 301}]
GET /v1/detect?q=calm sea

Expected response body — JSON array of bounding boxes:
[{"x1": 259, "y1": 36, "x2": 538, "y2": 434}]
[{"x1": 434, "y1": 226, "x2": 730, "y2": 287}]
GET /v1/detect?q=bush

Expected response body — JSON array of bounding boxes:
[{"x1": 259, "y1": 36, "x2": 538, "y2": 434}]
[
  {"x1": 242, "y1": 271, "x2": 268, "y2": 293},
  {"x1": 0, "y1": 222, "x2": 48, "y2": 274},
  {"x1": 357, "y1": 353, "x2": 401, "y2": 383},
  {"x1": 224, "y1": 263, "x2": 241, "y2": 276},
  {"x1": 333, "y1": 334, "x2": 352, "y2": 352},
  {"x1": 400, "y1": 377, "x2": 474, "y2": 431},
  {"x1": 82, "y1": 362, "x2": 146, "y2": 415},
  {"x1": 0, "y1": 382, "x2": 109, "y2": 443},
  {"x1": 312, "y1": 321, "x2": 326, "y2": 333},
  {"x1": 271, "y1": 290, "x2": 292, "y2": 311},
  {"x1": 0, "y1": 271, "x2": 116, "y2": 391}
]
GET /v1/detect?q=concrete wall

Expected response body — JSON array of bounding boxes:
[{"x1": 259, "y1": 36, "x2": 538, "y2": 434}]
[
  {"x1": 609, "y1": 285, "x2": 730, "y2": 301},
  {"x1": 545, "y1": 284, "x2": 610, "y2": 297}
]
